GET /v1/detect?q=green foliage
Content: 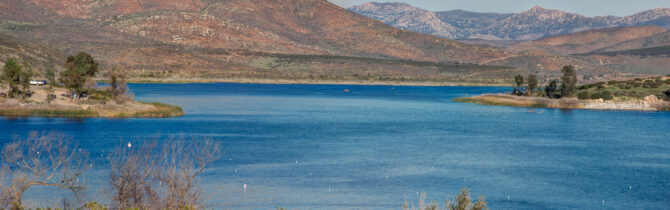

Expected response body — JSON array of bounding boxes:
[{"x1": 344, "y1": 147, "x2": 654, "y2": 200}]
[
  {"x1": 514, "y1": 74, "x2": 524, "y2": 87},
  {"x1": 577, "y1": 92, "x2": 590, "y2": 100},
  {"x1": 545, "y1": 80, "x2": 561, "y2": 99},
  {"x1": 82, "y1": 201, "x2": 107, "y2": 210},
  {"x1": 591, "y1": 91, "x2": 613, "y2": 101},
  {"x1": 560, "y1": 65, "x2": 578, "y2": 97},
  {"x1": 527, "y1": 74, "x2": 538, "y2": 96},
  {"x1": 46, "y1": 69, "x2": 56, "y2": 104},
  {"x1": 445, "y1": 187, "x2": 488, "y2": 210},
  {"x1": 2, "y1": 59, "x2": 32, "y2": 98},
  {"x1": 60, "y1": 52, "x2": 99, "y2": 95},
  {"x1": 0, "y1": 108, "x2": 99, "y2": 117},
  {"x1": 643, "y1": 79, "x2": 661, "y2": 88}
]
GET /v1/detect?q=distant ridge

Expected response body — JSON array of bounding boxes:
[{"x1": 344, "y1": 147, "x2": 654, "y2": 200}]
[
  {"x1": 349, "y1": 3, "x2": 670, "y2": 40},
  {"x1": 506, "y1": 26, "x2": 668, "y2": 55}
]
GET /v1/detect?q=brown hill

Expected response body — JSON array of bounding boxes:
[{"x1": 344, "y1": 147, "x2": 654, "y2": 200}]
[
  {"x1": 594, "y1": 30, "x2": 670, "y2": 52},
  {"x1": 0, "y1": 0, "x2": 525, "y2": 85},
  {"x1": 6, "y1": 0, "x2": 507, "y2": 64},
  {"x1": 1, "y1": 0, "x2": 667, "y2": 85},
  {"x1": 0, "y1": 32, "x2": 65, "y2": 76},
  {"x1": 506, "y1": 26, "x2": 667, "y2": 55}
]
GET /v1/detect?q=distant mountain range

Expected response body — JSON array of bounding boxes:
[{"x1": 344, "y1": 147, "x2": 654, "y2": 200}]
[
  {"x1": 0, "y1": 0, "x2": 520, "y2": 84},
  {"x1": 0, "y1": 0, "x2": 668, "y2": 85},
  {"x1": 349, "y1": 2, "x2": 670, "y2": 40}
]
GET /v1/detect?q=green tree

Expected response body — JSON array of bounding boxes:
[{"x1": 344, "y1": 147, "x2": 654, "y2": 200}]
[
  {"x1": 46, "y1": 69, "x2": 56, "y2": 104},
  {"x1": 2, "y1": 59, "x2": 22, "y2": 98},
  {"x1": 2, "y1": 59, "x2": 32, "y2": 98},
  {"x1": 60, "y1": 52, "x2": 99, "y2": 97},
  {"x1": 545, "y1": 79, "x2": 561, "y2": 99},
  {"x1": 560, "y1": 65, "x2": 578, "y2": 97},
  {"x1": 527, "y1": 74, "x2": 538, "y2": 97},
  {"x1": 108, "y1": 67, "x2": 127, "y2": 97},
  {"x1": 513, "y1": 74, "x2": 525, "y2": 96},
  {"x1": 514, "y1": 74, "x2": 524, "y2": 87},
  {"x1": 19, "y1": 62, "x2": 33, "y2": 98}
]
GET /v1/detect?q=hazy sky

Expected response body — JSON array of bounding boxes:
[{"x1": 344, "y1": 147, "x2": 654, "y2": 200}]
[{"x1": 329, "y1": 0, "x2": 670, "y2": 17}]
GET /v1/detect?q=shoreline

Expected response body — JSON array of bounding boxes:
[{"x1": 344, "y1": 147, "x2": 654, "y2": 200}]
[
  {"x1": 0, "y1": 101, "x2": 185, "y2": 118},
  {"x1": 0, "y1": 85, "x2": 185, "y2": 118},
  {"x1": 116, "y1": 77, "x2": 513, "y2": 87},
  {"x1": 453, "y1": 94, "x2": 670, "y2": 112}
]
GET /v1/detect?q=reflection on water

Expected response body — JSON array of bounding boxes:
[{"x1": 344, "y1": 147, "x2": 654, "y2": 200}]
[{"x1": 2, "y1": 83, "x2": 670, "y2": 209}]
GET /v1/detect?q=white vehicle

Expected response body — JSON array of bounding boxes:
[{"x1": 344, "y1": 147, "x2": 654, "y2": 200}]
[{"x1": 29, "y1": 80, "x2": 47, "y2": 86}]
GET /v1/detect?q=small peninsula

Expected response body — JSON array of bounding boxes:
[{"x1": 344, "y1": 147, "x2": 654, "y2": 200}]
[
  {"x1": 1, "y1": 53, "x2": 184, "y2": 118},
  {"x1": 454, "y1": 66, "x2": 670, "y2": 111}
]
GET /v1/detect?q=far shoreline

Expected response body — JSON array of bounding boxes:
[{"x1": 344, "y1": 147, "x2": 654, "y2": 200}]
[
  {"x1": 453, "y1": 94, "x2": 670, "y2": 112},
  {"x1": 114, "y1": 77, "x2": 514, "y2": 87}
]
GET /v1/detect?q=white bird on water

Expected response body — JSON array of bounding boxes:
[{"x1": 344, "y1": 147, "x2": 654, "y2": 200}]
[
  {"x1": 243, "y1": 184, "x2": 247, "y2": 192},
  {"x1": 127, "y1": 142, "x2": 132, "y2": 148}
]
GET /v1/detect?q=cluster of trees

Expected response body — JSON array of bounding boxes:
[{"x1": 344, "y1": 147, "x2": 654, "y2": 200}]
[
  {"x1": 60, "y1": 52, "x2": 99, "y2": 98},
  {"x1": 512, "y1": 66, "x2": 578, "y2": 99},
  {"x1": 0, "y1": 132, "x2": 221, "y2": 209},
  {"x1": 404, "y1": 187, "x2": 488, "y2": 210},
  {"x1": 2, "y1": 52, "x2": 130, "y2": 102},
  {"x1": 1, "y1": 59, "x2": 33, "y2": 98}
]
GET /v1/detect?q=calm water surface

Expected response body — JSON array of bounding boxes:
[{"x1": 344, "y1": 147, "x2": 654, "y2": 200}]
[{"x1": 2, "y1": 83, "x2": 670, "y2": 209}]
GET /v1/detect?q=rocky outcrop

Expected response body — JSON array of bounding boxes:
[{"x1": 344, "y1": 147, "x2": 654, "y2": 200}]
[
  {"x1": 582, "y1": 95, "x2": 668, "y2": 111},
  {"x1": 349, "y1": 3, "x2": 670, "y2": 41},
  {"x1": 348, "y1": 2, "x2": 461, "y2": 39}
]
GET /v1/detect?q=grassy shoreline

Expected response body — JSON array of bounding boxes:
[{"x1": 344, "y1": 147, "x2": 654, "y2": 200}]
[{"x1": 0, "y1": 101, "x2": 185, "y2": 118}]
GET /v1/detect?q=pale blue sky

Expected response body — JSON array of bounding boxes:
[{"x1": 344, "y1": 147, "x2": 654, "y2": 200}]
[{"x1": 329, "y1": 0, "x2": 670, "y2": 17}]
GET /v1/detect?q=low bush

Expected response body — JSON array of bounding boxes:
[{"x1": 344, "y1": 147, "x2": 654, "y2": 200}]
[
  {"x1": 591, "y1": 91, "x2": 613, "y2": 101},
  {"x1": 643, "y1": 80, "x2": 661, "y2": 89},
  {"x1": 577, "y1": 92, "x2": 590, "y2": 100}
]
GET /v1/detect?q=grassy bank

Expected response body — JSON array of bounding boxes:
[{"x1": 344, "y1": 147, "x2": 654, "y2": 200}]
[
  {"x1": 0, "y1": 102, "x2": 185, "y2": 118},
  {"x1": 452, "y1": 95, "x2": 551, "y2": 108},
  {"x1": 0, "y1": 108, "x2": 99, "y2": 118},
  {"x1": 123, "y1": 102, "x2": 185, "y2": 118}
]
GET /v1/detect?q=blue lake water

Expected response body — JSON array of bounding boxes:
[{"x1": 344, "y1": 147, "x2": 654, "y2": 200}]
[{"x1": 2, "y1": 83, "x2": 670, "y2": 209}]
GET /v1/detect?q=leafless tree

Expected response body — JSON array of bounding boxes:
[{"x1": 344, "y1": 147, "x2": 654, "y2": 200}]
[
  {"x1": 108, "y1": 141, "x2": 160, "y2": 209},
  {"x1": 0, "y1": 132, "x2": 89, "y2": 208},
  {"x1": 108, "y1": 137, "x2": 221, "y2": 209},
  {"x1": 157, "y1": 137, "x2": 221, "y2": 209}
]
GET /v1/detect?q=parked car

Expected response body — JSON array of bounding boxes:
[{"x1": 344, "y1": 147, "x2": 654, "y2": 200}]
[{"x1": 29, "y1": 80, "x2": 47, "y2": 86}]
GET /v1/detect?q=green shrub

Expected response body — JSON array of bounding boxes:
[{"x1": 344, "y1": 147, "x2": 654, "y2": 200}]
[
  {"x1": 643, "y1": 80, "x2": 660, "y2": 88},
  {"x1": 577, "y1": 92, "x2": 590, "y2": 100},
  {"x1": 591, "y1": 91, "x2": 613, "y2": 101}
]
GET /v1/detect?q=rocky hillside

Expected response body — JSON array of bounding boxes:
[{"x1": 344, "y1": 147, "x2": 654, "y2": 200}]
[
  {"x1": 0, "y1": 0, "x2": 521, "y2": 83},
  {"x1": 0, "y1": 32, "x2": 65, "y2": 76},
  {"x1": 348, "y1": 2, "x2": 461, "y2": 39},
  {"x1": 506, "y1": 26, "x2": 667, "y2": 55},
  {"x1": 349, "y1": 2, "x2": 670, "y2": 41},
  {"x1": 593, "y1": 30, "x2": 670, "y2": 52}
]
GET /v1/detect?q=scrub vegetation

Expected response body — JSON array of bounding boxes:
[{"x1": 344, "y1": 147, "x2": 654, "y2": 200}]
[
  {"x1": 0, "y1": 132, "x2": 221, "y2": 209},
  {"x1": 454, "y1": 65, "x2": 670, "y2": 111},
  {"x1": 0, "y1": 53, "x2": 184, "y2": 118},
  {"x1": 404, "y1": 188, "x2": 488, "y2": 210}
]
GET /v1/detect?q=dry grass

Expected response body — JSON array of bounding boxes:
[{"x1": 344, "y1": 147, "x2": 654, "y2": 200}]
[
  {"x1": 453, "y1": 94, "x2": 550, "y2": 108},
  {"x1": 0, "y1": 85, "x2": 184, "y2": 118},
  {"x1": 453, "y1": 94, "x2": 585, "y2": 109}
]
